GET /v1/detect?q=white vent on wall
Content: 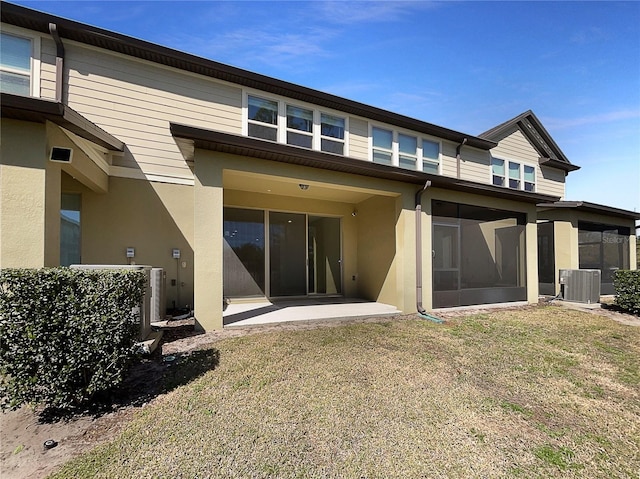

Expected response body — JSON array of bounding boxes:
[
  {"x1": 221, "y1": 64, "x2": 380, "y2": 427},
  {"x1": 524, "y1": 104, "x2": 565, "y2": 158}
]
[
  {"x1": 50, "y1": 146, "x2": 73, "y2": 163},
  {"x1": 559, "y1": 269, "x2": 601, "y2": 304}
]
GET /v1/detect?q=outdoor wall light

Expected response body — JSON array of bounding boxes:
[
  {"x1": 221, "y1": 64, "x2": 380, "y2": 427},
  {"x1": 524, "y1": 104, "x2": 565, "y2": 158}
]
[{"x1": 299, "y1": 184, "x2": 309, "y2": 190}]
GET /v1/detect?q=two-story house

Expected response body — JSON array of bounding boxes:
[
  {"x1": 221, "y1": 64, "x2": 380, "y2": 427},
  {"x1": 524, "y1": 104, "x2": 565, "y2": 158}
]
[{"x1": 1, "y1": 3, "x2": 637, "y2": 331}]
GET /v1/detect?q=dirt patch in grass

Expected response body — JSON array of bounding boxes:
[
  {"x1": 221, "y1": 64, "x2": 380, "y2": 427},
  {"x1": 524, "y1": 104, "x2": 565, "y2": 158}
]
[{"x1": 3, "y1": 305, "x2": 639, "y2": 478}]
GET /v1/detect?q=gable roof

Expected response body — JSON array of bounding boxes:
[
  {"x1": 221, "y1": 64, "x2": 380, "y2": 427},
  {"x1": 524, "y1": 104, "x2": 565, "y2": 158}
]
[
  {"x1": 1, "y1": 1, "x2": 496, "y2": 151},
  {"x1": 480, "y1": 110, "x2": 580, "y2": 172}
]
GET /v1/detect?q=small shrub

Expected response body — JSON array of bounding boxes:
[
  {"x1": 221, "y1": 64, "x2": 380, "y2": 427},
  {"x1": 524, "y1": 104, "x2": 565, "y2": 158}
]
[
  {"x1": 0, "y1": 268, "x2": 145, "y2": 411},
  {"x1": 613, "y1": 270, "x2": 640, "y2": 315}
]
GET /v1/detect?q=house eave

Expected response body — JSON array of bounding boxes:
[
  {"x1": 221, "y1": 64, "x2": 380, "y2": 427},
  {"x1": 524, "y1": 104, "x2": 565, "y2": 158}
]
[
  {"x1": 1, "y1": 93, "x2": 124, "y2": 151},
  {"x1": 170, "y1": 123, "x2": 558, "y2": 205},
  {"x1": 1, "y1": 2, "x2": 496, "y2": 151},
  {"x1": 537, "y1": 201, "x2": 640, "y2": 220},
  {"x1": 481, "y1": 110, "x2": 580, "y2": 172},
  {"x1": 539, "y1": 157, "x2": 580, "y2": 172}
]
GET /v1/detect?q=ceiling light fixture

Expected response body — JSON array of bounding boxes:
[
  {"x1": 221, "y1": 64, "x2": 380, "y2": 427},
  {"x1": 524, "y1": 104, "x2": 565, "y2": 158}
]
[{"x1": 299, "y1": 184, "x2": 309, "y2": 190}]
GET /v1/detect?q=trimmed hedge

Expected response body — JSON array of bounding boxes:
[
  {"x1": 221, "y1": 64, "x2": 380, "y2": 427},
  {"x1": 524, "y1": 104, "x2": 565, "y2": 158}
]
[
  {"x1": 613, "y1": 270, "x2": 640, "y2": 315},
  {"x1": 0, "y1": 268, "x2": 145, "y2": 411}
]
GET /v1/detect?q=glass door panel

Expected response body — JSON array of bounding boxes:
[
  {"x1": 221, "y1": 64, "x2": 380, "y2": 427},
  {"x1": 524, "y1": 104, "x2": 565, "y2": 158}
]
[
  {"x1": 269, "y1": 212, "x2": 307, "y2": 296},
  {"x1": 308, "y1": 216, "x2": 341, "y2": 294},
  {"x1": 60, "y1": 193, "x2": 81, "y2": 266},
  {"x1": 433, "y1": 224, "x2": 459, "y2": 291},
  {"x1": 223, "y1": 208, "x2": 265, "y2": 297}
]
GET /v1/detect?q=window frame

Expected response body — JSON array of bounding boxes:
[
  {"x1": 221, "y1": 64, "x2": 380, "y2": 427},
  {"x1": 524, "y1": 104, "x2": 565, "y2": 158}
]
[
  {"x1": 0, "y1": 27, "x2": 40, "y2": 98},
  {"x1": 421, "y1": 136, "x2": 441, "y2": 174},
  {"x1": 369, "y1": 125, "x2": 442, "y2": 173},
  {"x1": 491, "y1": 156, "x2": 536, "y2": 192},
  {"x1": 243, "y1": 90, "x2": 349, "y2": 154},
  {"x1": 371, "y1": 126, "x2": 394, "y2": 165}
]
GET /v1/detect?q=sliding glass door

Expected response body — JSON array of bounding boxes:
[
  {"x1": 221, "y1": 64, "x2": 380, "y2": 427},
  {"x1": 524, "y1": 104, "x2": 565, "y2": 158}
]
[
  {"x1": 269, "y1": 212, "x2": 307, "y2": 297},
  {"x1": 224, "y1": 208, "x2": 342, "y2": 298}
]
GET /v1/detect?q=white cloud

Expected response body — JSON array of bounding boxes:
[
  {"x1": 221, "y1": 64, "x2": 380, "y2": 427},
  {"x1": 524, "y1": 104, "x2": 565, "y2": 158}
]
[
  {"x1": 543, "y1": 110, "x2": 640, "y2": 130},
  {"x1": 313, "y1": 1, "x2": 439, "y2": 25}
]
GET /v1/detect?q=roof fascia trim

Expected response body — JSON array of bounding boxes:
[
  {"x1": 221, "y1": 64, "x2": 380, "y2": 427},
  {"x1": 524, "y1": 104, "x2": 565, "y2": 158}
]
[
  {"x1": 1, "y1": 93, "x2": 124, "y2": 151},
  {"x1": 537, "y1": 201, "x2": 640, "y2": 220},
  {"x1": 170, "y1": 122, "x2": 558, "y2": 205},
  {"x1": 480, "y1": 110, "x2": 579, "y2": 171},
  {"x1": 1, "y1": 2, "x2": 495, "y2": 150}
]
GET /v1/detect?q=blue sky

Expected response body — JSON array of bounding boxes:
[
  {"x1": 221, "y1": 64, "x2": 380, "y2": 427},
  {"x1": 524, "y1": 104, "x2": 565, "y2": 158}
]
[{"x1": 12, "y1": 1, "x2": 640, "y2": 215}]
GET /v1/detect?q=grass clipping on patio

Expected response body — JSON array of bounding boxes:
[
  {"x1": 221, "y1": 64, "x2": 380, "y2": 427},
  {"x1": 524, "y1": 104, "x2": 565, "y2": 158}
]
[{"x1": 52, "y1": 305, "x2": 639, "y2": 478}]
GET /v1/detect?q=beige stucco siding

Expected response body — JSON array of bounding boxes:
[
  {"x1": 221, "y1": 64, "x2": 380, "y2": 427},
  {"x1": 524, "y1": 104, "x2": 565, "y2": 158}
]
[
  {"x1": 62, "y1": 174, "x2": 195, "y2": 310},
  {"x1": 0, "y1": 120, "x2": 48, "y2": 268},
  {"x1": 61, "y1": 42, "x2": 242, "y2": 182}
]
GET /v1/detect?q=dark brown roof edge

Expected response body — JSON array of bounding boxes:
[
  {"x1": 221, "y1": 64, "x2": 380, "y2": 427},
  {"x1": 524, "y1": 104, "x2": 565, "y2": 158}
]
[
  {"x1": 1, "y1": 2, "x2": 496, "y2": 150},
  {"x1": 1, "y1": 93, "x2": 124, "y2": 151},
  {"x1": 537, "y1": 201, "x2": 640, "y2": 220},
  {"x1": 170, "y1": 122, "x2": 559, "y2": 205},
  {"x1": 540, "y1": 157, "x2": 580, "y2": 172},
  {"x1": 480, "y1": 110, "x2": 579, "y2": 171}
]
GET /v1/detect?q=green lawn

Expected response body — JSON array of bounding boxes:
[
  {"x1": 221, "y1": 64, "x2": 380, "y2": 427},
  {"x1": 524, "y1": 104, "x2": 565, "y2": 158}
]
[{"x1": 51, "y1": 306, "x2": 639, "y2": 478}]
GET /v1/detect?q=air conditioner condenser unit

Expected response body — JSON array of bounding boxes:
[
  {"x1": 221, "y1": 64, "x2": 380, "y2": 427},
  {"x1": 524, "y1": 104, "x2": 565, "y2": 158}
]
[{"x1": 559, "y1": 269, "x2": 601, "y2": 304}]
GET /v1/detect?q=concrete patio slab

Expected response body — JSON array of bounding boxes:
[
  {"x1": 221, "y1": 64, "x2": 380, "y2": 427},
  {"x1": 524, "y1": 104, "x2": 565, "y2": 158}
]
[{"x1": 223, "y1": 298, "x2": 400, "y2": 327}]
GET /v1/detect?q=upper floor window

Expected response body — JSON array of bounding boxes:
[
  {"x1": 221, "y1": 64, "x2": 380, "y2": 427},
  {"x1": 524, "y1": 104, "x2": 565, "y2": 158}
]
[
  {"x1": 320, "y1": 113, "x2": 345, "y2": 155},
  {"x1": 372, "y1": 127, "x2": 393, "y2": 165},
  {"x1": 245, "y1": 93, "x2": 347, "y2": 155},
  {"x1": 371, "y1": 126, "x2": 441, "y2": 173},
  {"x1": 1, "y1": 32, "x2": 32, "y2": 96},
  {"x1": 286, "y1": 105, "x2": 313, "y2": 148},
  {"x1": 492, "y1": 157, "x2": 535, "y2": 192},
  {"x1": 422, "y1": 139, "x2": 440, "y2": 174},
  {"x1": 398, "y1": 133, "x2": 417, "y2": 169},
  {"x1": 248, "y1": 95, "x2": 278, "y2": 141}
]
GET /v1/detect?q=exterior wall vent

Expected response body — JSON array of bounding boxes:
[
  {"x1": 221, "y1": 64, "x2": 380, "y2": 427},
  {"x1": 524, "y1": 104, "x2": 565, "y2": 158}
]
[
  {"x1": 559, "y1": 269, "x2": 601, "y2": 304},
  {"x1": 50, "y1": 146, "x2": 73, "y2": 163}
]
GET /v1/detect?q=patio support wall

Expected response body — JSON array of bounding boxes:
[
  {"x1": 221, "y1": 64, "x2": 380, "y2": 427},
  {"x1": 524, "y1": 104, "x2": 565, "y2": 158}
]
[
  {"x1": 194, "y1": 150, "x2": 224, "y2": 331},
  {"x1": 0, "y1": 119, "x2": 48, "y2": 268}
]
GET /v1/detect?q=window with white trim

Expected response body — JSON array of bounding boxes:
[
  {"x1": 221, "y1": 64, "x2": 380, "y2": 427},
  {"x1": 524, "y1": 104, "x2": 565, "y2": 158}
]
[
  {"x1": 422, "y1": 139, "x2": 440, "y2": 174},
  {"x1": 398, "y1": 133, "x2": 417, "y2": 169},
  {"x1": 371, "y1": 126, "x2": 441, "y2": 172},
  {"x1": 320, "y1": 113, "x2": 345, "y2": 154},
  {"x1": 492, "y1": 157, "x2": 535, "y2": 191},
  {"x1": 1, "y1": 32, "x2": 32, "y2": 96},
  {"x1": 286, "y1": 104, "x2": 313, "y2": 148},
  {"x1": 248, "y1": 95, "x2": 278, "y2": 141},
  {"x1": 245, "y1": 93, "x2": 347, "y2": 154},
  {"x1": 372, "y1": 127, "x2": 393, "y2": 165},
  {"x1": 523, "y1": 165, "x2": 536, "y2": 191}
]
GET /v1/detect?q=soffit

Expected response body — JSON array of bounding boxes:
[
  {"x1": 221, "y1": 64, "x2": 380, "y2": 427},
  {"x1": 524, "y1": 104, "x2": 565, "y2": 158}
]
[
  {"x1": 171, "y1": 123, "x2": 560, "y2": 205},
  {"x1": 224, "y1": 171, "x2": 377, "y2": 204},
  {"x1": 537, "y1": 201, "x2": 640, "y2": 220}
]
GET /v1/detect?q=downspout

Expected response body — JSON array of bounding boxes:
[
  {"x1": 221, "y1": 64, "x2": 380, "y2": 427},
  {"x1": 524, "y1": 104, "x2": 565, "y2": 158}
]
[
  {"x1": 456, "y1": 138, "x2": 467, "y2": 179},
  {"x1": 415, "y1": 180, "x2": 444, "y2": 323},
  {"x1": 49, "y1": 23, "x2": 65, "y2": 103}
]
